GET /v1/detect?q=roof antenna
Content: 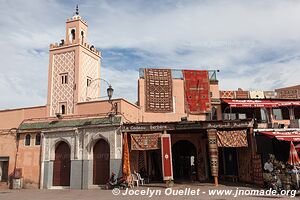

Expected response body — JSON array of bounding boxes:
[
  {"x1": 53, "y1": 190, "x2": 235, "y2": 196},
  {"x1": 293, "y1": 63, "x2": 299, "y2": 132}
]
[{"x1": 75, "y1": 5, "x2": 79, "y2": 15}]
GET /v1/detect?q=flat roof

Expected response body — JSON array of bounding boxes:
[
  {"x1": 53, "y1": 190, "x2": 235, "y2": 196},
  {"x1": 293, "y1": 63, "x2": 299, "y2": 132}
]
[{"x1": 19, "y1": 116, "x2": 121, "y2": 131}]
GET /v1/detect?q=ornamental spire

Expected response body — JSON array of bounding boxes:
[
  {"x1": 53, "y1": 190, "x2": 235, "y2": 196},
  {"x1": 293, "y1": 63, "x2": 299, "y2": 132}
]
[{"x1": 75, "y1": 5, "x2": 79, "y2": 15}]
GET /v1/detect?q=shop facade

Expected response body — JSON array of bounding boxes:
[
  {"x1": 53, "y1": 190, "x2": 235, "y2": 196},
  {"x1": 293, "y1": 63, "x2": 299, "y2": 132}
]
[{"x1": 122, "y1": 119, "x2": 255, "y2": 185}]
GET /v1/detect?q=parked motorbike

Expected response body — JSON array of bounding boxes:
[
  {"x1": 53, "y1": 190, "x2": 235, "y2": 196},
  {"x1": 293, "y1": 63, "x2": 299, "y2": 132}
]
[{"x1": 105, "y1": 174, "x2": 128, "y2": 190}]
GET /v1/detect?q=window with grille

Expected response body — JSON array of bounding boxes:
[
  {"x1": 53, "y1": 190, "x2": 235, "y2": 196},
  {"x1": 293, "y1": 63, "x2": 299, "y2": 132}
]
[
  {"x1": 87, "y1": 77, "x2": 92, "y2": 87},
  {"x1": 60, "y1": 73, "x2": 68, "y2": 84},
  {"x1": 35, "y1": 133, "x2": 41, "y2": 145},
  {"x1": 25, "y1": 134, "x2": 31, "y2": 146}
]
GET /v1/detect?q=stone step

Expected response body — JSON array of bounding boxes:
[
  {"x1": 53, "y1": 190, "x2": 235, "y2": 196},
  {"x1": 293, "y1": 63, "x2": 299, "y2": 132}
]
[{"x1": 0, "y1": 182, "x2": 9, "y2": 189}]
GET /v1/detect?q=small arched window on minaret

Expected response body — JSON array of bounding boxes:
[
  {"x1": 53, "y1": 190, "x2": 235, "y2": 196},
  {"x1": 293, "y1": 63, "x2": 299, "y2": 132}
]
[
  {"x1": 71, "y1": 29, "x2": 76, "y2": 41},
  {"x1": 61, "y1": 105, "x2": 66, "y2": 114},
  {"x1": 59, "y1": 102, "x2": 67, "y2": 115},
  {"x1": 81, "y1": 31, "x2": 84, "y2": 44}
]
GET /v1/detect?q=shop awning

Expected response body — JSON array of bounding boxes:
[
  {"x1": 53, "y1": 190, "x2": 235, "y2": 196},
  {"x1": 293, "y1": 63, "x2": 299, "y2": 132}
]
[
  {"x1": 223, "y1": 99, "x2": 278, "y2": 108},
  {"x1": 257, "y1": 131, "x2": 300, "y2": 142},
  {"x1": 277, "y1": 101, "x2": 300, "y2": 106},
  {"x1": 223, "y1": 99, "x2": 300, "y2": 108}
]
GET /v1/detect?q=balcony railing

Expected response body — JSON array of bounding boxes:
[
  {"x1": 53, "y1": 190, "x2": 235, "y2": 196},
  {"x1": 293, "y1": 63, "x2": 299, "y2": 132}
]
[{"x1": 139, "y1": 68, "x2": 218, "y2": 81}]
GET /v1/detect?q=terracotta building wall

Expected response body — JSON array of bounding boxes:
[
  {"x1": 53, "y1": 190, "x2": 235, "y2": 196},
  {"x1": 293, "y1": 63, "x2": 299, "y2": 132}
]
[
  {"x1": 0, "y1": 133, "x2": 17, "y2": 187},
  {"x1": 120, "y1": 100, "x2": 141, "y2": 123},
  {"x1": 0, "y1": 132, "x2": 41, "y2": 189},
  {"x1": 210, "y1": 82, "x2": 220, "y2": 99},
  {"x1": 0, "y1": 106, "x2": 46, "y2": 130},
  {"x1": 0, "y1": 106, "x2": 45, "y2": 189},
  {"x1": 275, "y1": 85, "x2": 300, "y2": 99},
  {"x1": 16, "y1": 133, "x2": 41, "y2": 188},
  {"x1": 76, "y1": 99, "x2": 140, "y2": 123}
]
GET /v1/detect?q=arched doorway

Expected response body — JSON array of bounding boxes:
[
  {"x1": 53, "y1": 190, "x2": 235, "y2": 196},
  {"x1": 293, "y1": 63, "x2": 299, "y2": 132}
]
[
  {"x1": 53, "y1": 141, "x2": 71, "y2": 186},
  {"x1": 172, "y1": 140, "x2": 197, "y2": 181},
  {"x1": 93, "y1": 139, "x2": 110, "y2": 185}
]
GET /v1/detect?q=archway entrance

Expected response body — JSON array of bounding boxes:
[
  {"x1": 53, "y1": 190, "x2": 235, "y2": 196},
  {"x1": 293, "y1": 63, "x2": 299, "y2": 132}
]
[
  {"x1": 93, "y1": 139, "x2": 110, "y2": 185},
  {"x1": 53, "y1": 141, "x2": 71, "y2": 186},
  {"x1": 172, "y1": 140, "x2": 197, "y2": 181}
]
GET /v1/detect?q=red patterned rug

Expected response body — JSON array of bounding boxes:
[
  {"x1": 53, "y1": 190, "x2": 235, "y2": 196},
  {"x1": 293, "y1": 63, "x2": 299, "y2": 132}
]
[{"x1": 183, "y1": 70, "x2": 211, "y2": 114}]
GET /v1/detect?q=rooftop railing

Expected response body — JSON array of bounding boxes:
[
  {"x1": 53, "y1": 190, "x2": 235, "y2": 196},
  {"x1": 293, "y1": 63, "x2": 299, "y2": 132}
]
[{"x1": 139, "y1": 68, "x2": 218, "y2": 81}]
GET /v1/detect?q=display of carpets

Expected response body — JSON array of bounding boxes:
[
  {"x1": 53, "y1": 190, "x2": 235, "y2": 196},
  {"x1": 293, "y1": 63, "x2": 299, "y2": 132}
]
[
  {"x1": 276, "y1": 87, "x2": 300, "y2": 99},
  {"x1": 138, "y1": 151, "x2": 146, "y2": 171},
  {"x1": 249, "y1": 90, "x2": 265, "y2": 99},
  {"x1": 235, "y1": 90, "x2": 249, "y2": 99},
  {"x1": 183, "y1": 70, "x2": 211, "y2": 114},
  {"x1": 252, "y1": 154, "x2": 264, "y2": 187},
  {"x1": 207, "y1": 130, "x2": 218, "y2": 177},
  {"x1": 264, "y1": 91, "x2": 276, "y2": 99},
  {"x1": 220, "y1": 91, "x2": 235, "y2": 99},
  {"x1": 216, "y1": 130, "x2": 248, "y2": 147},
  {"x1": 123, "y1": 133, "x2": 131, "y2": 176},
  {"x1": 144, "y1": 68, "x2": 173, "y2": 112},
  {"x1": 131, "y1": 133, "x2": 161, "y2": 150}
]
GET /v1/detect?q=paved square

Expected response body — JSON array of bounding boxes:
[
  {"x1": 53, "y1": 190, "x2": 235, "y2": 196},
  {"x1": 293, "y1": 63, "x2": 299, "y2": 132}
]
[{"x1": 0, "y1": 184, "x2": 298, "y2": 200}]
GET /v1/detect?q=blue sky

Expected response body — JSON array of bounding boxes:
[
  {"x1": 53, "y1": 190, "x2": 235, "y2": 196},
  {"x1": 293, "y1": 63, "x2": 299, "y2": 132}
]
[{"x1": 0, "y1": 0, "x2": 300, "y2": 109}]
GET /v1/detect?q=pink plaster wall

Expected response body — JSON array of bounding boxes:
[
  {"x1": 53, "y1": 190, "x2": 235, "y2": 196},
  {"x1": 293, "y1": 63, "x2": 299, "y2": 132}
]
[
  {"x1": 0, "y1": 106, "x2": 46, "y2": 130},
  {"x1": 120, "y1": 100, "x2": 140, "y2": 123},
  {"x1": 0, "y1": 133, "x2": 16, "y2": 184},
  {"x1": 137, "y1": 78, "x2": 220, "y2": 122},
  {"x1": 76, "y1": 99, "x2": 140, "y2": 123},
  {"x1": 16, "y1": 133, "x2": 41, "y2": 189}
]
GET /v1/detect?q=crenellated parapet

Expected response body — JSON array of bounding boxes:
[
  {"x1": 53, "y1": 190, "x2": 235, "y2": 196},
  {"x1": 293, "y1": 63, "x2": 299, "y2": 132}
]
[
  {"x1": 66, "y1": 15, "x2": 88, "y2": 26},
  {"x1": 49, "y1": 40, "x2": 101, "y2": 56}
]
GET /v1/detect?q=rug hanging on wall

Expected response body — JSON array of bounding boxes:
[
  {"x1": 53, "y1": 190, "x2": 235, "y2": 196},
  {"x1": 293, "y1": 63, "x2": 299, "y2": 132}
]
[
  {"x1": 220, "y1": 91, "x2": 235, "y2": 99},
  {"x1": 207, "y1": 130, "x2": 218, "y2": 177},
  {"x1": 216, "y1": 130, "x2": 248, "y2": 147},
  {"x1": 138, "y1": 151, "x2": 146, "y2": 171},
  {"x1": 144, "y1": 68, "x2": 173, "y2": 113},
  {"x1": 183, "y1": 70, "x2": 211, "y2": 114},
  {"x1": 235, "y1": 90, "x2": 249, "y2": 99},
  {"x1": 123, "y1": 132, "x2": 131, "y2": 176},
  {"x1": 131, "y1": 133, "x2": 161, "y2": 150}
]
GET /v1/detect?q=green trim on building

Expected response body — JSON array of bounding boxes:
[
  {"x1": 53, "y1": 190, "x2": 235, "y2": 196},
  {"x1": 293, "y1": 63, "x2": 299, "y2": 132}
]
[{"x1": 19, "y1": 116, "x2": 121, "y2": 130}]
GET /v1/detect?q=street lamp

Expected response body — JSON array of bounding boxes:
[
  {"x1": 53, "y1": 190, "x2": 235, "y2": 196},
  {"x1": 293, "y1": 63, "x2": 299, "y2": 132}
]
[
  {"x1": 85, "y1": 78, "x2": 116, "y2": 123},
  {"x1": 86, "y1": 78, "x2": 113, "y2": 101},
  {"x1": 107, "y1": 85, "x2": 114, "y2": 101}
]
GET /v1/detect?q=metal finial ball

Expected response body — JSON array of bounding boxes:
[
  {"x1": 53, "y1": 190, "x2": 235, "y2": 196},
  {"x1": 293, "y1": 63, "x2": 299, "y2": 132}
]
[{"x1": 76, "y1": 5, "x2": 79, "y2": 15}]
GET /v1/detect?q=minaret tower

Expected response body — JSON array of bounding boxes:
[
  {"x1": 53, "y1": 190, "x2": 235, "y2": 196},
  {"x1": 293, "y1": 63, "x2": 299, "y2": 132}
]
[{"x1": 46, "y1": 6, "x2": 101, "y2": 116}]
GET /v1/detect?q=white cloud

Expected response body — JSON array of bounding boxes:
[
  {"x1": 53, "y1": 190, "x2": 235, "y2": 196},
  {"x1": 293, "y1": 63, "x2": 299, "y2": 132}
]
[{"x1": 0, "y1": 0, "x2": 299, "y2": 109}]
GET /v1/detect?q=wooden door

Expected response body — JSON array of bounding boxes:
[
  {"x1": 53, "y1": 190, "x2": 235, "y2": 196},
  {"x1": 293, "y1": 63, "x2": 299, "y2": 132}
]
[
  {"x1": 53, "y1": 142, "x2": 71, "y2": 186},
  {"x1": 93, "y1": 139, "x2": 110, "y2": 185}
]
